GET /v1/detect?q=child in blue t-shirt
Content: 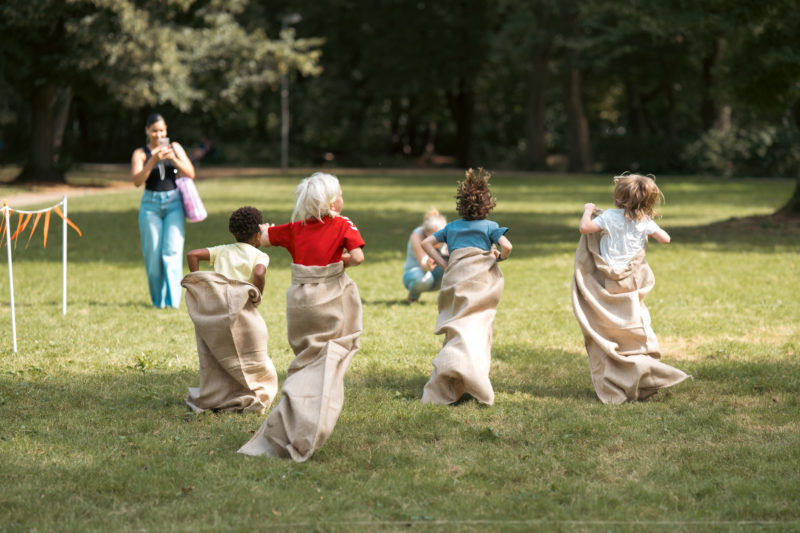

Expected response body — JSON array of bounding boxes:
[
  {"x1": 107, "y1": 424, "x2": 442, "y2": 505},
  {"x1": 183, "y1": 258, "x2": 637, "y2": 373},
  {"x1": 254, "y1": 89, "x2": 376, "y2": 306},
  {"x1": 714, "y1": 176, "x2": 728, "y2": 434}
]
[
  {"x1": 421, "y1": 169, "x2": 512, "y2": 267},
  {"x1": 418, "y1": 168, "x2": 512, "y2": 405}
]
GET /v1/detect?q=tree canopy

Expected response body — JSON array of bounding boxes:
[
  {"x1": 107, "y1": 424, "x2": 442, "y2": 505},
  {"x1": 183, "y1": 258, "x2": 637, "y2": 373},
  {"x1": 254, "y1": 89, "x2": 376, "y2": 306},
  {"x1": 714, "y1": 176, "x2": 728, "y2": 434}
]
[{"x1": 2, "y1": 0, "x2": 799, "y2": 207}]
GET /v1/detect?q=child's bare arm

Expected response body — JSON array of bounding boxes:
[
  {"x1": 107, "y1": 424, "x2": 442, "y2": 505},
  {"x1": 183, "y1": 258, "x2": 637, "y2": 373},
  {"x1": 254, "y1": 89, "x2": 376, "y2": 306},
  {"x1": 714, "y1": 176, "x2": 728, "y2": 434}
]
[
  {"x1": 186, "y1": 248, "x2": 210, "y2": 272},
  {"x1": 421, "y1": 234, "x2": 448, "y2": 269},
  {"x1": 579, "y1": 203, "x2": 602, "y2": 234},
  {"x1": 342, "y1": 247, "x2": 364, "y2": 267},
  {"x1": 258, "y1": 223, "x2": 274, "y2": 247},
  {"x1": 496, "y1": 235, "x2": 512, "y2": 261},
  {"x1": 252, "y1": 264, "x2": 266, "y2": 293},
  {"x1": 650, "y1": 228, "x2": 671, "y2": 244},
  {"x1": 409, "y1": 230, "x2": 434, "y2": 271}
]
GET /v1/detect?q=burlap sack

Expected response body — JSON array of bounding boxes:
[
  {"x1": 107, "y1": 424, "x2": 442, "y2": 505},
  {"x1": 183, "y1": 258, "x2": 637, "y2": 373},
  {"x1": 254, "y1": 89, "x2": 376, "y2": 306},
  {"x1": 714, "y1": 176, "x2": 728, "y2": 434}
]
[
  {"x1": 571, "y1": 231, "x2": 689, "y2": 403},
  {"x1": 182, "y1": 272, "x2": 277, "y2": 414},
  {"x1": 421, "y1": 247, "x2": 504, "y2": 405},
  {"x1": 238, "y1": 262, "x2": 361, "y2": 462}
]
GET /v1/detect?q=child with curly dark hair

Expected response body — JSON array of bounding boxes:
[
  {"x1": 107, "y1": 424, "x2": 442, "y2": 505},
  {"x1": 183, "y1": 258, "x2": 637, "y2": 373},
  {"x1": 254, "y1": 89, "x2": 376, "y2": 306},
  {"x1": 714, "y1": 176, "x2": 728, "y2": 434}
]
[
  {"x1": 419, "y1": 168, "x2": 512, "y2": 405},
  {"x1": 186, "y1": 206, "x2": 269, "y2": 293},
  {"x1": 181, "y1": 205, "x2": 277, "y2": 414}
]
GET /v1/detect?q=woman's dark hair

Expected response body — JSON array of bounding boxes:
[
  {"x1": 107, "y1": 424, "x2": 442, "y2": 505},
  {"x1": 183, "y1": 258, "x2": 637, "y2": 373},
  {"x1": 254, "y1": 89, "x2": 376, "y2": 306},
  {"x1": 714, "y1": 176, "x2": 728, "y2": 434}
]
[
  {"x1": 229, "y1": 206, "x2": 264, "y2": 242},
  {"x1": 455, "y1": 168, "x2": 496, "y2": 220},
  {"x1": 145, "y1": 113, "x2": 165, "y2": 128}
]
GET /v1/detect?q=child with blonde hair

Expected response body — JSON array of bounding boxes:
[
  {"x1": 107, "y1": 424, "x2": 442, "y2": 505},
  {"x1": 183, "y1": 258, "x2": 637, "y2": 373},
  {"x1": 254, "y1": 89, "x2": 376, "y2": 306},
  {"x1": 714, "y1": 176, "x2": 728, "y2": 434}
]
[
  {"x1": 573, "y1": 173, "x2": 689, "y2": 403},
  {"x1": 420, "y1": 168, "x2": 512, "y2": 405},
  {"x1": 579, "y1": 173, "x2": 671, "y2": 269},
  {"x1": 238, "y1": 172, "x2": 364, "y2": 462},
  {"x1": 181, "y1": 206, "x2": 277, "y2": 414},
  {"x1": 402, "y1": 208, "x2": 448, "y2": 303}
]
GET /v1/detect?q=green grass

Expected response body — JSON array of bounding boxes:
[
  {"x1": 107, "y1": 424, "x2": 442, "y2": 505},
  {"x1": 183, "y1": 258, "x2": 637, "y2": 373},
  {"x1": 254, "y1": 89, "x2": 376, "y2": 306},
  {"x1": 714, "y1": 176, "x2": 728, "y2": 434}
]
[{"x1": 0, "y1": 171, "x2": 798, "y2": 532}]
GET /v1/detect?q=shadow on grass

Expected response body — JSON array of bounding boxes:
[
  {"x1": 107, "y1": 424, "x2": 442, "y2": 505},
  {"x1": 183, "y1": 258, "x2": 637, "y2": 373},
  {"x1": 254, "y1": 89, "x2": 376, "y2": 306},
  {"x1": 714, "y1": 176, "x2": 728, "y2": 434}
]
[
  {"x1": 348, "y1": 346, "x2": 599, "y2": 402},
  {"x1": 671, "y1": 212, "x2": 800, "y2": 252},
  {"x1": 349, "y1": 344, "x2": 800, "y2": 405}
]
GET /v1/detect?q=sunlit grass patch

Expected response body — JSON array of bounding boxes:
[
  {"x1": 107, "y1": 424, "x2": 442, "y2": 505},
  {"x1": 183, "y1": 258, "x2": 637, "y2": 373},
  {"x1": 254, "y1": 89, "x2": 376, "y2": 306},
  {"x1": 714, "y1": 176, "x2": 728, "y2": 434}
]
[{"x1": 0, "y1": 172, "x2": 798, "y2": 531}]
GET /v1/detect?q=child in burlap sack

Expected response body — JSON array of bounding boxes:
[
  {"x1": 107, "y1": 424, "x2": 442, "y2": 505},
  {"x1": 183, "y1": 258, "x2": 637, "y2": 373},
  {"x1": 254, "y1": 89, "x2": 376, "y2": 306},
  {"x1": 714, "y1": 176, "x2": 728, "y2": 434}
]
[
  {"x1": 238, "y1": 172, "x2": 365, "y2": 462},
  {"x1": 186, "y1": 206, "x2": 269, "y2": 292},
  {"x1": 181, "y1": 206, "x2": 277, "y2": 414},
  {"x1": 420, "y1": 167, "x2": 512, "y2": 405},
  {"x1": 573, "y1": 173, "x2": 689, "y2": 403}
]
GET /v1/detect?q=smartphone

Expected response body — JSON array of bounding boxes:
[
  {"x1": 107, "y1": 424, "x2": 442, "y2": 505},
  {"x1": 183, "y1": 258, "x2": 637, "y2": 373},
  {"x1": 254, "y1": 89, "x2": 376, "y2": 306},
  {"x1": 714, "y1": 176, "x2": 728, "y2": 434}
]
[{"x1": 159, "y1": 137, "x2": 171, "y2": 148}]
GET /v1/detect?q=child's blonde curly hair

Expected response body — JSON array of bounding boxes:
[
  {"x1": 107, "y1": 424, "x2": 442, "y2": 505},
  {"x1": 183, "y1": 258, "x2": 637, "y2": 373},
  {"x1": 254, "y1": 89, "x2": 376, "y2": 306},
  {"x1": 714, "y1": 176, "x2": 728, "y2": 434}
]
[{"x1": 613, "y1": 173, "x2": 664, "y2": 221}]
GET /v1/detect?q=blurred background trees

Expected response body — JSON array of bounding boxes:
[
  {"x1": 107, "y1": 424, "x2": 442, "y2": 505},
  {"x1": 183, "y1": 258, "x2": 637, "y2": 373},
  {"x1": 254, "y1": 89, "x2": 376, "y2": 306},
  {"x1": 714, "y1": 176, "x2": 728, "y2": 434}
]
[{"x1": 1, "y1": 0, "x2": 799, "y2": 202}]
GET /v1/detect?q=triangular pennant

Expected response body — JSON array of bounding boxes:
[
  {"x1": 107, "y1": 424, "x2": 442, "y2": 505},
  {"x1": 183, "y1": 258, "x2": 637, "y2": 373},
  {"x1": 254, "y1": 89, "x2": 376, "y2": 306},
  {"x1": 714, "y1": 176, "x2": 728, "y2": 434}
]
[
  {"x1": 42, "y1": 209, "x2": 51, "y2": 248},
  {"x1": 10, "y1": 212, "x2": 25, "y2": 246},
  {"x1": 52, "y1": 206, "x2": 82, "y2": 237},
  {"x1": 12, "y1": 213, "x2": 33, "y2": 250},
  {"x1": 0, "y1": 210, "x2": 7, "y2": 245},
  {"x1": 26, "y1": 212, "x2": 42, "y2": 248}
]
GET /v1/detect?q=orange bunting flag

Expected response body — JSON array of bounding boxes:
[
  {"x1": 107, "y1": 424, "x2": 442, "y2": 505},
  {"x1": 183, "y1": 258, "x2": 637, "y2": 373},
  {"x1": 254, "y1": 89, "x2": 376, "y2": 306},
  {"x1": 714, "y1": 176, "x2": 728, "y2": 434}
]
[
  {"x1": 12, "y1": 213, "x2": 33, "y2": 249},
  {"x1": 42, "y1": 209, "x2": 51, "y2": 248},
  {"x1": 26, "y1": 212, "x2": 42, "y2": 248},
  {"x1": 9, "y1": 212, "x2": 24, "y2": 240},
  {"x1": 10, "y1": 212, "x2": 26, "y2": 248},
  {"x1": 53, "y1": 206, "x2": 82, "y2": 237},
  {"x1": 1, "y1": 205, "x2": 82, "y2": 249}
]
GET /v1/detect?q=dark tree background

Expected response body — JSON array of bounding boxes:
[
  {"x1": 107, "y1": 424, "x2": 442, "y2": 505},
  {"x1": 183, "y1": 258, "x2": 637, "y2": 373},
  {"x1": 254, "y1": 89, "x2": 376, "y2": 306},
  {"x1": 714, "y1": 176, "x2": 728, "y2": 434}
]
[{"x1": 1, "y1": 0, "x2": 799, "y2": 211}]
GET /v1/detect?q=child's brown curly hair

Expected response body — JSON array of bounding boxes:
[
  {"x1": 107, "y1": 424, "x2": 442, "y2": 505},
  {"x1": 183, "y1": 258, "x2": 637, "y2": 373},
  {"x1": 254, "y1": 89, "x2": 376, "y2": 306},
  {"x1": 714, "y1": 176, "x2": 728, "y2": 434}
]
[
  {"x1": 229, "y1": 206, "x2": 263, "y2": 243},
  {"x1": 456, "y1": 168, "x2": 496, "y2": 220}
]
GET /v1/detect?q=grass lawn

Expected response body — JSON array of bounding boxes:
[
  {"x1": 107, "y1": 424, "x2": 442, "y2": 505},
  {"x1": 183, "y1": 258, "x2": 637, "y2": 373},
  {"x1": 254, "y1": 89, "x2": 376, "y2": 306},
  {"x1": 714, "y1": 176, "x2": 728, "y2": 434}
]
[{"x1": 0, "y1": 171, "x2": 798, "y2": 532}]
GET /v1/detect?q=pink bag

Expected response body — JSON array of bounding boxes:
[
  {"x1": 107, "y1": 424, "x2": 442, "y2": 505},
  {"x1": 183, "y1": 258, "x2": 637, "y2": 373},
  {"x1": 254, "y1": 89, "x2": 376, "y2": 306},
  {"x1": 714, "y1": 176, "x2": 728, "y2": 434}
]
[{"x1": 176, "y1": 177, "x2": 207, "y2": 222}]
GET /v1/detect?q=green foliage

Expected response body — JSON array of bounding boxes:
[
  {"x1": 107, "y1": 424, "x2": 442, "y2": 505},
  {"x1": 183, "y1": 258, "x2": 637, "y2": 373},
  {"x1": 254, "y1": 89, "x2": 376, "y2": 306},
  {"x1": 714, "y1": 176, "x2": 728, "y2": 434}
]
[
  {"x1": 3, "y1": 0, "x2": 800, "y2": 178},
  {"x1": 684, "y1": 123, "x2": 800, "y2": 177},
  {"x1": 0, "y1": 0, "x2": 322, "y2": 112},
  {"x1": 0, "y1": 172, "x2": 798, "y2": 530},
  {"x1": 722, "y1": 0, "x2": 800, "y2": 113}
]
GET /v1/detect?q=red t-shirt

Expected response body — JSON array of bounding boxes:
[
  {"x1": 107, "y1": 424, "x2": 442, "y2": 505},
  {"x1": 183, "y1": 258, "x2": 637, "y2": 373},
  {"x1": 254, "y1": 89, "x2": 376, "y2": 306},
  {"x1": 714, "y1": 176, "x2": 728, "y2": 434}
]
[{"x1": 268, "y1": 216, "x2": 365, "y2": 266}]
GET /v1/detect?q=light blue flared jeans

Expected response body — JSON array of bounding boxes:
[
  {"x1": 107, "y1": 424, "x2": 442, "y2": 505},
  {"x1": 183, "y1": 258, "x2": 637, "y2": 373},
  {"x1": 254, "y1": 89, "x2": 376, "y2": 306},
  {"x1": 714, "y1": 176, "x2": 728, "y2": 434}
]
[
  {"x1": 138, "y1": 189, "x2": 185, "y2": 308},
  {"x1": 402, "y1": 265, "x2": 444, "y2": 300}
]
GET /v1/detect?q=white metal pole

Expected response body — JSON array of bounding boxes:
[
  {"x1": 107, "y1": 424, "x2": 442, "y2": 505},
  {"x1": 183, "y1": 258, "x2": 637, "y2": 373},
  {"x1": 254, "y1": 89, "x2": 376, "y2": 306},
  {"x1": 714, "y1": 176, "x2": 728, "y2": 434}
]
[
  {"x1": 4, "y1": 203, "x2": 17, "y2": 352},
  {"x1": 62, "y1": 196, "x2": 67, "y2": 315}
]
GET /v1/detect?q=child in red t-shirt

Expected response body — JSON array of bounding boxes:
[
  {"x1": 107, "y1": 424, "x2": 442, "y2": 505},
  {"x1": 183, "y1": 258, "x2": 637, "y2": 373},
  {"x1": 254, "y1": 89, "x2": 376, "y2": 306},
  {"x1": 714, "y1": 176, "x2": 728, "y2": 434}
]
[
  {"x1": 260, "y1": 175, "x2": 365, "y2": 266},
  {"x1": 239, "y1": 172, "x2": 365, "y2": 462}
]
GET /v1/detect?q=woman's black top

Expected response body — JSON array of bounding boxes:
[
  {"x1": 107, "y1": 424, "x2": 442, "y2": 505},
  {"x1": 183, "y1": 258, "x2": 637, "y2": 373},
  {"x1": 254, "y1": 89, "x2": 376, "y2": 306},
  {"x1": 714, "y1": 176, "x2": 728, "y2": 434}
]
[{"x1": 143, "y1": 145, "x2": 179, "y2": 191}]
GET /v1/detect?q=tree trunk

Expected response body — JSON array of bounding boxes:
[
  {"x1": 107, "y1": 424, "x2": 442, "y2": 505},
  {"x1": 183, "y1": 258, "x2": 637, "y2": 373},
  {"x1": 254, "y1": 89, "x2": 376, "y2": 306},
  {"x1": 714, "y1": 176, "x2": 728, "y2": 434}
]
[
  {"x1": 525, "y1": 47, "x2": 550, "y2": 170},
  {"x1": 565, "y1": 52, "x2": 591, "y2": 172},
  {"x1": 782, "y1": 177, "x2": 800, "y2": 215},
  {"x1": 16, "y1": 84, "x2": 66, "y2": 183},
  {"x1": 777, "y1": 103, "x2": 800, "y2": 215},
  {"x1": 52, "y1": 86, "x2": 73, "y2": 160},
  {"x1": 446, "y1": 76, "x2": 475, "y2": 169},
  {"x1": 701, "y1": 38, "x2": 724, "y2": 132}
]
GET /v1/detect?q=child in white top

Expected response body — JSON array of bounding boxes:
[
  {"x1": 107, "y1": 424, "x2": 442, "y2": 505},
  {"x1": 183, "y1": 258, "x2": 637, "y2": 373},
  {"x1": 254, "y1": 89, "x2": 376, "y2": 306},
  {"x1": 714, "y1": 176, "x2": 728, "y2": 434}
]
[
  {"x1": 579, "y1": 173, "x2": 670, "y2": 270},
  {"x1": 186, "y1": 206, "x2": 269, "y2": 293}
]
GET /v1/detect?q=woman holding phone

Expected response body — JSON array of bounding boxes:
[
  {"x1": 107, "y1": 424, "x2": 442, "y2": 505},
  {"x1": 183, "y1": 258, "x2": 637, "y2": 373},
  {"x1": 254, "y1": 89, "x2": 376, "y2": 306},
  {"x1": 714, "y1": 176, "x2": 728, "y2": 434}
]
[{"x1": 131, "y1": 113, "x2": 196, "y2": 308}]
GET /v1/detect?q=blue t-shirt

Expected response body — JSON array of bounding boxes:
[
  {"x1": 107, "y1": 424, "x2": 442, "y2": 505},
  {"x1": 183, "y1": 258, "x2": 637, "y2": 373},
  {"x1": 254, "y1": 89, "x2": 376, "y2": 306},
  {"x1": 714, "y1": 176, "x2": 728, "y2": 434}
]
[{"x1": 433, "y1": 218, "x2": 508, "y2": 252}]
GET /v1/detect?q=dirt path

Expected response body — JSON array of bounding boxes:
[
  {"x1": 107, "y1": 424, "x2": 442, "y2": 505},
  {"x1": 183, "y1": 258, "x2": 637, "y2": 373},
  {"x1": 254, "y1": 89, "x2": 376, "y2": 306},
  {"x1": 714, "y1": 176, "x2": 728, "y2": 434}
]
[
  {"x1": 0, "y1": 164, "x2": 465, "y2": 208},
  {"x1": 2, "y1": 182, "x2": 135, "y2": 208}
]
